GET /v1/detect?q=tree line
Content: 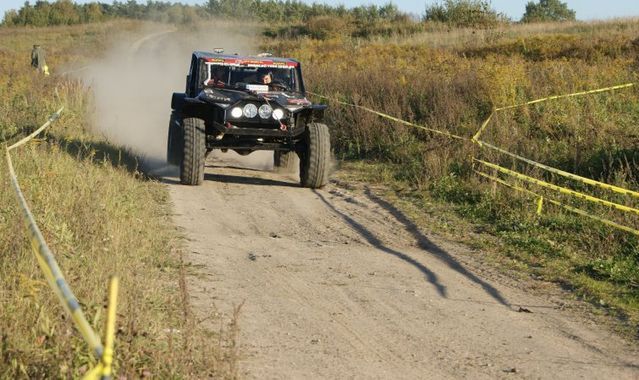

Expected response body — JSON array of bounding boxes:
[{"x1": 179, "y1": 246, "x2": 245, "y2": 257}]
[
  {"x1": 1, "y1": 0, "x2": 406, "y2": 27},
  {"x1": 2, "y1": 0, "x2": 576, "y2": 28}
]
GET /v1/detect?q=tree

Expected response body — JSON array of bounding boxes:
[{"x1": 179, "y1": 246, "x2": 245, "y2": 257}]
[
  {"x1": 49, "y1": 0, "x2": 80, "y2": 25},
  {"x1": 424, "y1": 0, "x2": 508, "y2": 28},
  {"x1": 83, "y1": 3, "x2": 103, "y2": 23},
  {"x1": 521, "y1": 0, "x2": 576, "y2": 23},
  {"x1": 2, "y1": 9, "x2": 19, "y2": 25}
]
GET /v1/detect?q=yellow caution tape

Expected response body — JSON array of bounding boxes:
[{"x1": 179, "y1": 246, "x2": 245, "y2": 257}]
[
  {"x1": 495, "y1": 82, "x2": 635, "y2": 113},
  {"x1": 309, "y1": 84, "x2": 639, "y2": 236},
  {"x1": 6, "y1": 109, "x2": 119, "y2": 374},
  {"x1": 473, "y1": 83, "x2": 635, "y2": 142},
  {"x1": 472, "y1": 112, "x2": 493, "y2": 143},
  {"x1": 475, "y1": 158, "x2": 639, "y2": 216},
  {"x1": 472, "y1": 83, "x2": 639, "y2": 199},
  {"x1": 8, "y1": 107, "x2": 63, "y2": 150},
  {"x1": 476, "y1": 140, "x2": 639, "y2": 199},
  {"x1": 307, "y1": 91, "x2": 467, "y2": 141},
  {"x1": 6, "y1": 141, "x2": 103, "y2": 359},
  {"x1": 474, "y1": 169, "x2": 639, "y2": 237}
]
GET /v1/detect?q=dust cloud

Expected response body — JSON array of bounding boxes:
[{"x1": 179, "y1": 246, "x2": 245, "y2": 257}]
[{"x1": 78, "y1": 22, "x2": 267, "y2": 175}]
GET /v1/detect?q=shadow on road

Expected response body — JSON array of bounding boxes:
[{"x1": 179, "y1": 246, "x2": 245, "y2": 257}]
[
  {"x1": 48, "y1": 135, "x2": 141, "y2": 173},
  {"x1": 50, "y1": 135, "x2": 180, "y2": 180},
  {"x1": 313, "y1": 190, "x2": 448, "y2": 298},
  {"x1": 204, "y1": 172, "x2": 298, "y2": 188},
  {"x1": 206, "y1": 163, "x2": 266, "y2": 173},
  {"x1": 362, "y1": 187, "x2": 510, "y2": 307}
]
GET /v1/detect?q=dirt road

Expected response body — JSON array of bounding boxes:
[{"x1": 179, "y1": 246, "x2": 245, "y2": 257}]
[{"x1": 167, "y1": 152, "x2": 639, "y2": 379}]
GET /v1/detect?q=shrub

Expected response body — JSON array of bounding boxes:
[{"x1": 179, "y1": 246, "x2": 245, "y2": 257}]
[
  {"x1": 423, "y1": 0, "x2": 509, "y2": 28},
  {"x1": 306, "y1": 16, "x2": 351, "y2": 39},
  {"x1": 521, "y1": 0, "x2": 576, "y2": 23}
]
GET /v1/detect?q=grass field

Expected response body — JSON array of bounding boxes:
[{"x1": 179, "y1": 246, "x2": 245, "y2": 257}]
[{"x1": 0, "y1": 21, "x2": 237, "y2": 378}]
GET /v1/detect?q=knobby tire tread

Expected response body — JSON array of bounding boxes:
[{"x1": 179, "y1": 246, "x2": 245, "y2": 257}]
[
  {"x1": 180, "y1": 117, "x2": 205, "y2": 185},
  {"x1": 301, "y1": 122, "x2": 330, "y2": 188}
]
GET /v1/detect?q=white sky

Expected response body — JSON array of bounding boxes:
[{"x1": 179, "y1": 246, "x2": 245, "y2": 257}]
[{"x1": 1, "y1": 1, "x2": 638, "y2": 21}]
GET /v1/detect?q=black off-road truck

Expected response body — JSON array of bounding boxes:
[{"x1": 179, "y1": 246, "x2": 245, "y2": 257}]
[{"x1": 167, "y1": 51, "x2": 331, "y2": 188}]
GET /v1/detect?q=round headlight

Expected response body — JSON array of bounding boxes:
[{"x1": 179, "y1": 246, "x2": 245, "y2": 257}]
[
  {"x1": 243, "y1": 104, "x2": 258, "y2": 118},
  {"x1": 272, "y1": 109, "x2": 285, "y2": 120},
  {"x1": 230, "y1": 107, "x2": 243, "y2": 118},
  {"x1": 258, "y1": 104, "x2": 273, "y2": 119}
]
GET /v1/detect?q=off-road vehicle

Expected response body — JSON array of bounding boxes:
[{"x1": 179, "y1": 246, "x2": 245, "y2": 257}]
[{"x1": 167, "y1": 50, "x2": 331, "y2": 188}]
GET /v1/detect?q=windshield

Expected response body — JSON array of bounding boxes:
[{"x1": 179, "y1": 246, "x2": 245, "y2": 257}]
[{"x1": 204, "y1": 63, "x2": 299, "y2": 92}]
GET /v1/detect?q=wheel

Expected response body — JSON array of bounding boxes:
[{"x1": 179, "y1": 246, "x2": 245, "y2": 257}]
[
  {"x1": 299, "y1": 122, "x2": 331, "y2": 188},
  {"x1": 274, "y1": 151, "x2": 296, "y2": 173},
  {"x1": 180, "y1": 117, "x2": 206, "y2": 185},
  {"x1": 166, "y1": 112, "x2": 183, "y2": 166}
]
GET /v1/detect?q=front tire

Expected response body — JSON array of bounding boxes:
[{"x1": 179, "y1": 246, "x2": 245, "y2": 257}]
[
  {"x1": 299, "y1": 122, "x2": 331, "y2": 188},
  {"x1": 180, "y1": 117, "x2": 206, "y2": 185}
]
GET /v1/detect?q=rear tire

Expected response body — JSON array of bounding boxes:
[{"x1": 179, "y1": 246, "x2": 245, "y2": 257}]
[
  {"x1": 274, "y1": 151, "x2": 296, "y2": 173},
  {"x1": 299, "y1": 122, "x2": 331, "y2": 188},
  {"x1": 167, "y1": 111, "x2": 182, "y2": 166},
  {"x1": 180, "y1": 117, "x2": 206, "y2": 185}
]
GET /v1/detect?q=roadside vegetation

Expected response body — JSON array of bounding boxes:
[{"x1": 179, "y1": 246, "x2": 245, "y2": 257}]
[
  {"x1": 265, "y1": 17, "x2": 639, "y2": 333},
  {"x1": 0, "y1": 22, "x2": 236, "y2": 378}
]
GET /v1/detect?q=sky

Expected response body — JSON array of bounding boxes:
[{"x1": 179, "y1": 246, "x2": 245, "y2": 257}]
[{"x1": 1, "y1": 0, "x2": 639, "y2": 21}]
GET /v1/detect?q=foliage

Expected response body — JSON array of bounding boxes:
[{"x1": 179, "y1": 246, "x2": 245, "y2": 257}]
[
  {"x1": 423, "y1": 0, "x2": 509, "y2": 28},
  {"x1": 521, "y1": 0, "x2": 576, "y2": 23},
  {"x1": 208, "y1": 0, "x2": 342, "y2": 22},
  {"x1": 2, "y1": 0, "x2": 408, "y2": 28},
  {"x1": 2, "y1": 0, "x2": 206, "y2": 26},
  {"x1": 206, "y1": 0, "x2": 404, "y2": 23}
]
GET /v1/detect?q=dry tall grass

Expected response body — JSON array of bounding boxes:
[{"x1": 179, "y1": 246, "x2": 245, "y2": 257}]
[{"x1": 0, "y1": 21, "x2": 237, "y2": 378}]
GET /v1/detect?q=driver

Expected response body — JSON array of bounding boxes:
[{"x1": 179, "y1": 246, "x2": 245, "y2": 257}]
[
  {"x1": 258, "y1": 70, "x2": 290, "y2": 91},
  {"x1": 207, "y1": 66, "x2": 227, "y2": 87},
  {"x1": 259, "y1": 71, "x2": 273, "y2": 85}
]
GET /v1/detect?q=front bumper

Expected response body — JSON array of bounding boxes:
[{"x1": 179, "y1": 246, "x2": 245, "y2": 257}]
[{"x1": 210, "y1": 120, "x2": 305, "y2": 137}]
